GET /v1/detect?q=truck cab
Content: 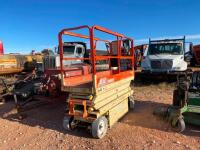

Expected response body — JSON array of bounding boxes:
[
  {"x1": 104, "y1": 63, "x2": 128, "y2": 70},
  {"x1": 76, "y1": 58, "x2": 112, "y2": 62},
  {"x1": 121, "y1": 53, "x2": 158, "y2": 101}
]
[
  {"x1": 141, "y1": 37, "x2": 187, "y2": 73},
  {"x1": 43, "y1": 42, "x2": 86, "y2": 69}
]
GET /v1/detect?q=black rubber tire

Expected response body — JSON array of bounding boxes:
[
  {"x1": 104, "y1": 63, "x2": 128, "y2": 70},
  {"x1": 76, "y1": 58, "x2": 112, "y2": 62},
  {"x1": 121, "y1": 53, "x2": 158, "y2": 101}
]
[
  {"x1": 0, "y1": 97, "x2": 5, "y2": 105},
  {"x1": 17, "y1": 113, "x2": 27, "y2": 120},
  {"x1": 92, "y1": 116, "x2": 108, "y2": 139},
  {"x1": 171, "y1": 117, "x2": 186, "y2": 133},
  {"x1": 63, "y1": 116, "x2": 72, "y2": 131},
  {"x1": 128, "y1": 96, "x2": 135, "y2": 110}
]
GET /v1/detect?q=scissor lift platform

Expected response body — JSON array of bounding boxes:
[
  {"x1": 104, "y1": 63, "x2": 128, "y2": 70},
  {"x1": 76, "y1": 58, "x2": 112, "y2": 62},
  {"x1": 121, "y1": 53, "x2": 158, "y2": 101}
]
[{"x1": 59, "y1": 25, "x2": 135, "y2": 138}]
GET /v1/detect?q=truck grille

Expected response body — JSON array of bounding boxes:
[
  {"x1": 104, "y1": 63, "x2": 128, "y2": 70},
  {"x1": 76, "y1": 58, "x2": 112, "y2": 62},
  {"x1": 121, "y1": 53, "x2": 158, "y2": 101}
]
[
  {"x1": 43, "y1": 56, "x2": 56, "y2": 69},
  {"x1": 151, "y1": 60, "x2": 172, "y2": 69}
]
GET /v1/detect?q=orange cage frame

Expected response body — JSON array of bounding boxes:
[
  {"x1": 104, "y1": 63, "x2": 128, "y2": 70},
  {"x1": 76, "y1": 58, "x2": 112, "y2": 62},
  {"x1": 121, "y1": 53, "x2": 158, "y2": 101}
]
[{"x1": 58, "y1": 25, "x2": 135, "y2": 89}]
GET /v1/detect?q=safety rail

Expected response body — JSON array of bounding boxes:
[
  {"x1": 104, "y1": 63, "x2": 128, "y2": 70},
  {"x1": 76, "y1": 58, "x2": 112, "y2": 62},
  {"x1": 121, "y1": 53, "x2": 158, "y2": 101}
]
[{"x1": 58, "y1": 25, "x2": 134, "y2": 89}]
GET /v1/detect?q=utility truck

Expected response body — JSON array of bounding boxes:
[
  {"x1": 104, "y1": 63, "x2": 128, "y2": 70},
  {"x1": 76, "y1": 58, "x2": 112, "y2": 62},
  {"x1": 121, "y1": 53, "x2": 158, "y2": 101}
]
[
  {"x1": 43, "y1": 42, "x2": 86, "y2": 69},
  {"x1": 141, "y1": 37, "x2": 187, "y2": 74}
]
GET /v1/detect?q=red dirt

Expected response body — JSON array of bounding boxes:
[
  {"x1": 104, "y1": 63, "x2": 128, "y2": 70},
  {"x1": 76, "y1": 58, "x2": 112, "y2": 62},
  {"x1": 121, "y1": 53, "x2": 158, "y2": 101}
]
[{"x1": 0, "y1": 83, "x2": 200, "y2": 150}]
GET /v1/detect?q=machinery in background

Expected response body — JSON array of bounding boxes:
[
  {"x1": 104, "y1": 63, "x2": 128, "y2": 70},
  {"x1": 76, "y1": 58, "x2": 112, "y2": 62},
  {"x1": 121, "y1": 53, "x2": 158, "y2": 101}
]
[
  {"x1": 0, "y1": 71, "x2": 36, "y2": 104},
  {"x1": 0, "y1": 40, "x2": 51, "y2": 76},
  {"x1": 141, "y1": 37, "x2": 188, "y2": 74},
  {"x1": 154, "y1": 70, "x2": 200, "y2": 132},
  {"x1": 8, "y1": 41, "x2": 93, "y2": 116},
  {"x1": 0, "y1": 52, "x2": 43, "y2": 76},
  {"x1": 134, "y1": 44, "x2": 148, "y2": 70},
  {"x1": 189, "y1": 44, "x2": 200, "y2": 66},
  {"x1": 0, "y1": 42, "x2": 89, "y2": 104},
  {"x1": 1, "y1": 54, "x2": 43, "y2": 75},
  {"x1": 0, "y1": 51, "x2": 44, "y2": 104}
]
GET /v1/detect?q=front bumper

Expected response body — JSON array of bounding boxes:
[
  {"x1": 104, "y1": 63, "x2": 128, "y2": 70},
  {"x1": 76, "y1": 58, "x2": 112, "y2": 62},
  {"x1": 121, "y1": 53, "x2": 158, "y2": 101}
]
[{"x1": 141, "y1": 69, "x2": 186, "y2": 75}]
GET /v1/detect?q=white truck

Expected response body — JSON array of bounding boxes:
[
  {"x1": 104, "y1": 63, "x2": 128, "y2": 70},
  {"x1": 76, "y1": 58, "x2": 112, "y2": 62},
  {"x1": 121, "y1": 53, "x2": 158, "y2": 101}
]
[
  {"x1": 141, "y1": 37, "x2": 188, "y2": 74},
  {"x1": 43, "y1": 42, "x2": 86, "y2": 69},
  {"x1": 43, "y1": 42, "x2": 109, "y2": 71}
]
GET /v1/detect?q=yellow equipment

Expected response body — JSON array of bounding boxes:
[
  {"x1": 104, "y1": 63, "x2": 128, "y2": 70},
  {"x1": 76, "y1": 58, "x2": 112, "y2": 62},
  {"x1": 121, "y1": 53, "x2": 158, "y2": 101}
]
[{"x1": 0, "y1": 54, "x2": 43, "y2": 75}]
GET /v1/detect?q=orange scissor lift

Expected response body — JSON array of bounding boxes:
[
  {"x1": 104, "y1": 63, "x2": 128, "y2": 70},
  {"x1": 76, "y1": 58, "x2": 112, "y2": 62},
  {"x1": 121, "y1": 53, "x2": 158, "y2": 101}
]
[{"x1": 59, "y1": 25, "x2": 135, "y2": 138}]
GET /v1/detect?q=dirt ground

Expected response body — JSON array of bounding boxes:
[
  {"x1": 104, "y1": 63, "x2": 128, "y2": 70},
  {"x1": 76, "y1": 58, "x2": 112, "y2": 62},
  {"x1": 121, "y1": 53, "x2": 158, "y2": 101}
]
[{"x1": 0, "y1": 78, "x2": 200, "y2": 150}]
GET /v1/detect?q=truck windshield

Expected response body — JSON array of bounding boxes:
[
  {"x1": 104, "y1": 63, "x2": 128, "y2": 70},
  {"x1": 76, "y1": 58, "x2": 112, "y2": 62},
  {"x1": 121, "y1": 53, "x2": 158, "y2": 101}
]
[
  {"x1": 148, "y1": 43, "x2": 183, "y2": 55},
  {"x1": 63, "y1": 46, "x2": 75, "y2": 54}
]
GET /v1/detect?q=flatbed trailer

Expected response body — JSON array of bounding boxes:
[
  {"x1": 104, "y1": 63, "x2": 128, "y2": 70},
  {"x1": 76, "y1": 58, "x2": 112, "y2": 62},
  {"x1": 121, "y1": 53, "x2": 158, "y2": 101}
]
[{"x1": 59, "y1": 25, "x2": 135, "y2": 138}]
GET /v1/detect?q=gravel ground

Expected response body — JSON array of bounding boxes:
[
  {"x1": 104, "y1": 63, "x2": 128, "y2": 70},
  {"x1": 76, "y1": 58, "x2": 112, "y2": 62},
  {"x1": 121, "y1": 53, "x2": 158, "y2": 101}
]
[{"x1": 0, "y1": 81, "x2": 200, "y2": 150}]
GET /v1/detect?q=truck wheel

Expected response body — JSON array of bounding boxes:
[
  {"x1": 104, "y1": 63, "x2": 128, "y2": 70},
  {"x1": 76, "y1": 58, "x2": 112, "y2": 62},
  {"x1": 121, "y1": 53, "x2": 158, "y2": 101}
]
[
  {"x1": 171, "y1": 117, "x2": 185, "y2": 133},
  {"x1": 0, "y1": 97, "x2": 5, "y2": 105},
  {"x1": 17, "y1": 113, "x2": 27, "y2": 120},
  {"x1": 128, "y1": 96, "x2": 135, "y2": 110},
  {"x1": 63, "y1": 116, "x2": 73, "y2": 131},
  {"x1": 92, "y1": 116, "x2": 108, "y2": 139}
]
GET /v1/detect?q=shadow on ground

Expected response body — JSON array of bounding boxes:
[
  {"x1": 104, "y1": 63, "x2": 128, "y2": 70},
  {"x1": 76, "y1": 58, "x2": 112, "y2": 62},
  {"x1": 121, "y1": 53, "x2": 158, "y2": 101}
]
[
  {"x1": 0, "y1": 100, "x2": 94, "y2": 138},
  {"x1": 134, "y1": 72, "x2": 177, "y2": 86},
  {"x1": 120, "y1": 100, "x2": 200, "y2": 137}
]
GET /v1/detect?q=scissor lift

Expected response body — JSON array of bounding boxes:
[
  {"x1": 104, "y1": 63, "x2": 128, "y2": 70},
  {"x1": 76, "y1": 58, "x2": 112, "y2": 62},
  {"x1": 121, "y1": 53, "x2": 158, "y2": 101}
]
[{"x1": 59, "y1": 25, "x2": 135, "y2": 138}]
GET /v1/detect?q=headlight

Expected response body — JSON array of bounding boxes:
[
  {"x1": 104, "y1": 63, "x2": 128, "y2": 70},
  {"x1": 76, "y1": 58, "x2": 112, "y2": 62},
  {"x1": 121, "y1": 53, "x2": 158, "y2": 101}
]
[{"x1": 22, "y1": 93, "x2": 28, "y2": 98}]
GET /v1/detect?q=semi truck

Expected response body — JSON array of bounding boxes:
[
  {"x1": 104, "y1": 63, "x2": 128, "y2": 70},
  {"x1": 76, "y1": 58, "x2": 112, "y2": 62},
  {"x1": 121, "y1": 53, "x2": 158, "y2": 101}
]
[{"x1": 141, "y1": 37, "x2": 188, "y2": 74}]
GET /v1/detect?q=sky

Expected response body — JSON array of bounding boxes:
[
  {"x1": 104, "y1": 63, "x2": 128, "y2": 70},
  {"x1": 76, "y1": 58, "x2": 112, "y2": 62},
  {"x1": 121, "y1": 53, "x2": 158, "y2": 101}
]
[{"x1": 0, "y1": 0, "x2": 200, "y2": 53}]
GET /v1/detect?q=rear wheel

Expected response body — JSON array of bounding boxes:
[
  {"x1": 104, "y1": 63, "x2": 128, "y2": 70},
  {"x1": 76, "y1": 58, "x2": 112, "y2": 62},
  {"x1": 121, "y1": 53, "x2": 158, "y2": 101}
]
[
  {"x1": 63, "y1": 116, "x2": 73, "y2": 131},
  {"x1": 92, "y1": 116, "x2": 108, "y2": 139},
  {"x1": 17, "y1": 113, "x2": 27, "y2": 120},
  {"x1": 0, "y1": 97, "x2": 5, "y2": 105},
  {"x1": 171, "y1": 117, "x2": 185, "y2": 133}
]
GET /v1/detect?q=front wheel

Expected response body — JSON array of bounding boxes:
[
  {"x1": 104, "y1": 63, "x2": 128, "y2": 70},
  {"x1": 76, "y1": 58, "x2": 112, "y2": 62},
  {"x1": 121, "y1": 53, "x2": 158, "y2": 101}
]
[
  {"x1": 0, "y1": 97, "x2": 5, "y2": 105},
  {"x1": 171, "y1": 117, "x2": 185, "y2": 133},
  {"x1": 63, "y1": 116, "x2": 73, "y2": 131},
  {"x1": 92, "y1": 116, "x2": 108, "y2": 139}
]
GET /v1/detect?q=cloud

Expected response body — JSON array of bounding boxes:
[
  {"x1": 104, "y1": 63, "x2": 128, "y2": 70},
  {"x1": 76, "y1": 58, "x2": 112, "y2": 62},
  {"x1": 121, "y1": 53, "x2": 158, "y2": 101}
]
[{"x1": 186, "y1": 34, "x2": 200, "y2": 40}]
